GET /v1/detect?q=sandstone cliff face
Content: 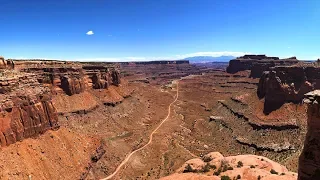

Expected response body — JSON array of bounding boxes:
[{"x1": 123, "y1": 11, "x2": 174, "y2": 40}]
[
  {"x1": 257, "y1": 65, "x2": 318, "y2": 114},
  {"x1": 299, "y1": 90, "x2": 320, "y2": 180},
  {"x1": 0, "y1": 70, "x2": 59, "y2": 147},
  {"x1": 60, "y1": 75, "x2": 86, "y2": 96},
  {"x1": 161, "y1": 152, "x2": 297, "y2": 180},
  {"x1": 226, "y1": 55, "x2": 299, "y2": 78},
  {"x1": 21, "y1": 65, "x2": 122, "y2": 96},
  {"x1": 0, "y1": 96, "x2": 59, "y2": 146},
  {"x1": 0, "y1": 57, "x2": 126, "y2": 146}
]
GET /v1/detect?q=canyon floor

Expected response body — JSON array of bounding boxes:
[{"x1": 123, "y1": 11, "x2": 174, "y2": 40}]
[{"x1": 56, "y1": 66, "x2": 306, "y2": 179}]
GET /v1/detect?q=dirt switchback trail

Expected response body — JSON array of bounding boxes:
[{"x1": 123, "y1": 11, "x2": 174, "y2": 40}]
[{"x1": 101, "y1": 81, "x2": 180, "y2": 180}]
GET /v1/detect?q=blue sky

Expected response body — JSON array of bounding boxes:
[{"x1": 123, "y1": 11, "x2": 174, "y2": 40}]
[{"x1": 1, "y1": 0, "x2": 319, "y2": 61}]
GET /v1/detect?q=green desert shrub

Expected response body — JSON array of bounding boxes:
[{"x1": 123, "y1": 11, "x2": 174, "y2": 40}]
[
  {"x1": 183, "y1": 164, "x2": 195, "y2": 173},
  {"x1": 214, "y1": 168, "x2": 222, "y2": 176},
  {"x1": 221, "y1": 175, "x2": 231, "y2": 180},
  {"x1": 202, "y1": 163, "x2": 211, "y2": 172},
  {"x1": 237, "y1": 161, "x2": 243, "y2": 168}
]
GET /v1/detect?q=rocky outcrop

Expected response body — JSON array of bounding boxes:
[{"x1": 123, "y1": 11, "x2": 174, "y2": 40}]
[
  {"x1": 161, "y1": 152, "x2": 297, "y2": 180},
  {"x1": 226, "y1": 55, "x2": 299, "y2": 78},
  {"x1": 257, "y1": 65, "x2": 319, "y2": 114},
  {"x1": 299, "y1": 90, "x2": 320, "y2": 180}
]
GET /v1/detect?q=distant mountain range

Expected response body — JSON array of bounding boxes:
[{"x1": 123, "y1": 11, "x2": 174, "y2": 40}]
[{"x1": 184, "y1": 56, "x2": 236, "y2": 63}]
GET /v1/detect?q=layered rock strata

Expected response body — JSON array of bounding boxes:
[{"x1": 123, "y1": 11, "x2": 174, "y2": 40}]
[
  {"x1": 0, "y1": 71, "x2": 59, "y2": 146},
  {"x1": 0, "y1": 57, "x2": 126, "y2": 146},
  {"x1": 20, "y1": 65, "x2": 121, "y2": 96}
]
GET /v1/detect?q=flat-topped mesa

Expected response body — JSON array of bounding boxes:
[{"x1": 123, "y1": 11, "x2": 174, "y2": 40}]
[
  {"x1": 257, "y1": 64, "x2": 320, "y2": 114},
  {"x1": 241, "y1": 54, "x2": 280, "y2": 60},
  {"x1": 299, "y1": 90, "x2": 320, "y2": 180},
  {"x1": 226, "y1": 54, "x2": 299, "y2": 78}
]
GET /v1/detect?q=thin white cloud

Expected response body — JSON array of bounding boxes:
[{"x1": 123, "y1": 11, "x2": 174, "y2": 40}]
[{"x1": 86, "y1": 30, "x2": 94, "y2": 35}]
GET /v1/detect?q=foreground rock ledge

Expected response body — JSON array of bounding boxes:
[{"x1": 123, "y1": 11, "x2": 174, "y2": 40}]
[{"x1": 160, "y1": 152, "x2": 297, "y2": 180}]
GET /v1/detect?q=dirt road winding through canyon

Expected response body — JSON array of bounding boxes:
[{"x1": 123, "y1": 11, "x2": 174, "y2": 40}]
[{"x1": 101, "y1": 81, "x2": 180, "y2": 180}]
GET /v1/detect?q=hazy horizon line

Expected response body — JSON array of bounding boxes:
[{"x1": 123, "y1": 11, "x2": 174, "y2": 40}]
[{"x1": 3, "y1": 51, "x2": 317, "y2": 62}]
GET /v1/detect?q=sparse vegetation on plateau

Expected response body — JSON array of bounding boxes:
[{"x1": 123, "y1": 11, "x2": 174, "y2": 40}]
[
  {"x1": 202, "y1": 163, "x2": 211, "y2": 172},
  {"x1": 237, "y1": 161, "x2": 243, "y2": 168},
  {"x1": 183, "y1": 164, "x2": 195, "y2": 173},
  {"x1": 214, "y1": 168, "x2": 222, "y2": 176},
  {"x1": 202, "y1": 156, "x2": 212, "y2": 162}
]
